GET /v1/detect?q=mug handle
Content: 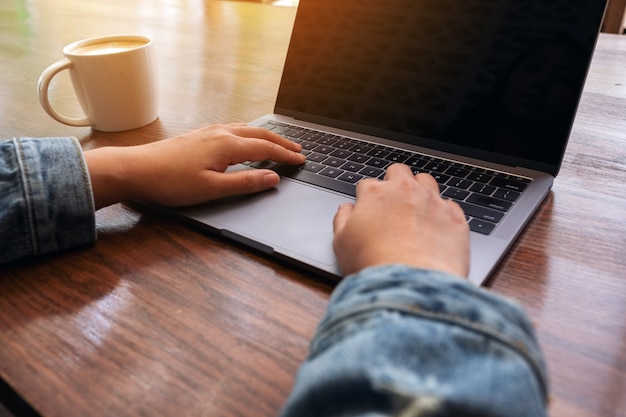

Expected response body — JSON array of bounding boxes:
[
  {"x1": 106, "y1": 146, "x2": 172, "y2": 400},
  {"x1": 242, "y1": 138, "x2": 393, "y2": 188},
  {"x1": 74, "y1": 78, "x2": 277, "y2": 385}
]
[{"x1": 37, "y1": 58, "x2": 91, "y2": 127}]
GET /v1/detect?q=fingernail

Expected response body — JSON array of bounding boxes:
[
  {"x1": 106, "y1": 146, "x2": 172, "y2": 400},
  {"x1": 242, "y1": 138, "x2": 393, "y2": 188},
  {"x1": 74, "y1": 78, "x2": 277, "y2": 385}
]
[{"x1": 263, "y1": 172, "x2": 280, "y2": 187}]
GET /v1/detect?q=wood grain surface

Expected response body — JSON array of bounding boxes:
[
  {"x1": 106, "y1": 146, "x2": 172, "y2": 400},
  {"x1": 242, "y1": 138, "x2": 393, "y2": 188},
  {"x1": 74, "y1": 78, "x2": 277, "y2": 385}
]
[{"x1": 1, "y1": 1, "x2": 625, "y2": 417}]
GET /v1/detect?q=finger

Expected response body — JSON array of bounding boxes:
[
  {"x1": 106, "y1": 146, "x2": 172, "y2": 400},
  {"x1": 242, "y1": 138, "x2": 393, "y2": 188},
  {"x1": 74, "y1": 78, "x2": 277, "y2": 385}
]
[
  {"x1": 353, "y1": 176, "x2": 380, "y2": 200},
  {"x1": 414, "y1": 172, "x2": 441, "y2": 193},
  {"x1": 333, "y1": 202, "x2": 354, "y2": 235},
  {"x1": 383, "y1": 163, "x2": 414, "y2": 180},
  {"x1": 234, "y1": 138, "x2": 306, "y2": 165},
  {"x1": 228, "y1": 124, "x2": 302, "y2": 153},
  {"x1": 445, "y1": 198, "x2": 468, "y2": 223}
]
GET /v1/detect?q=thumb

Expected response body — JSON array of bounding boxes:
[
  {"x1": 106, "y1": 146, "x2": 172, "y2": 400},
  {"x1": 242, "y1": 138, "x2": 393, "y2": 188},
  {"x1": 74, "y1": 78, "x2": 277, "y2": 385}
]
[
  {"x1": 212, "y1": 169, "x2": 281, "y2": 197},
  {"x1": 333, "y1": 202, "x2": 354, "y2": 235}
]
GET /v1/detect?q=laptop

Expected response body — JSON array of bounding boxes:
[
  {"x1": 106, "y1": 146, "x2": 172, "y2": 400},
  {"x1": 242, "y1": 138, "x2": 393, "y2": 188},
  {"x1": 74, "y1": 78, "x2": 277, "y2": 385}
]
[{"x1": 163, "y1": 0, "x2": 608, "y2": 285}]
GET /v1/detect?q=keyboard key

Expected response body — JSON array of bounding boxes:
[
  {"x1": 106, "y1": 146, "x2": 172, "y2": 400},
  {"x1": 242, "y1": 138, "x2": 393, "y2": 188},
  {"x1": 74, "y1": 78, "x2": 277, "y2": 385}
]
[
  {"x1": 424, "y1": 162, "x2": 448, "y2": 173},
  {"x1": 330, "y1": 149, "x2": 352, "y2": 159},
  {"x1": 430, "y1": 173, "x2": 450, "y2": 184},
  {"x1": 409, "y1": 167, "x2": 427, "y2": 175},
  {"x1": 271, "y1": 125, "x2": 290, "y2": 134},
  {"x1": 365, "y1": 157, "x2": 389, "y2": 169},
  {"x1": 386, "y1": 152, "x2": 409, "y2": 163},
  {"x1": 367, "y1": 148, "x2": 390, "y2": 159},
  {"x1": 317, "y1": 136, "x2": 339, "y2": 146},
  {"x1": 301, "y1": 162, "x2": 324, "y2": 173},
  {"x1": 319, "y1": 167, "x2": 343, "y2": 178},
  {"x1": 333, "y1": 139, "x2": 353, "y2": 149},
  {"x1": 442, "y1": 187, "x2": 470, "y2": 200},
  {"x1": 312, "y1": 144, "x2": 334, "y2": 154},
  {"x1": 341, "y1": 161, "x2": 365, "y2": 172},
  {"x1": 285, "y1": 129, "x2": 306, "y2": 138},
  {"x1": 490, "y1": 176, "x2": 528, "y2": 192},
  {"x1": 405, "y1": 157, "x2": 427, "y2": 168},
  {"x1": 493, "y1": 188, "x2": 521, "y2": 202},
  {"x1": 445, "y1": 167, "x2": 470, "y2": 178},
  {"x1": 265, "y1": 120, "x2": 288, "y2": 127},
  {"x1": 323, "y1": 156, "x2": 346, "y2": 167},
  {"x1": 469, "y1": 183, "x2": 496, "y2": 195},
  {"x1": 347, "y1": 154, "x2": 371, "y2": 164},
  {"x1": 360, "y1": 166, "x2": 385, "y2": 178},
  {"x1": 467, "y1": 171, "x2": 493, "y2": 183},
  {"x1": 302, "y1": 132, "x2": 322, "y2": 141},
  {"x1": 447, "y1": 177, "x2": 472, "y2": 189},
  {"x1": 469, "y1": 218, "x2": 496, "y2": 235},
  {"x1": 467, "y1": 194, "x2": 513, "y2": 212},
  {"x1": 338, "y1": 172, "x2": 363, "y2": 183},
  {"x1": 307, "y1": 152, "x2": 327, "y2": 163},
  {"x1": 349, "y1": 143, "x2": 374, "y2": 154},
  {"x1": 275, "y1": 166, "x2": 357, "y2": 197},
  {"x1": 424, "y1": 162, "x2": 449, "y2": 173},
  {"x1": 300, "y1": 141, "x2": 318, "y2": 151},
  {"x1": 457, "y1": 201, "x2": 505, "y2": 223},
  {"x1": 510, "y1": 175, "x2": 531, "y2": 184}
]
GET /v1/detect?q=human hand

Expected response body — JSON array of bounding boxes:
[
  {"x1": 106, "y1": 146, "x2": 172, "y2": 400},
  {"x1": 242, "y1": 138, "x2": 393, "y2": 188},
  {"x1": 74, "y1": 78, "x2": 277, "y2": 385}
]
[
  {"x1": 84, "y1": 123, "x2": 305, "y2": 209},
  {"x1": 332, "y1": 163, "x2": 470, "y2": 278}
]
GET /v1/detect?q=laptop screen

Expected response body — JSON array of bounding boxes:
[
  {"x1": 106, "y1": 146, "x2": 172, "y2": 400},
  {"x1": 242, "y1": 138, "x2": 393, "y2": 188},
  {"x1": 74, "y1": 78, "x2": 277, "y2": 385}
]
[{"x1": 275, "y1": 0, "x2": 607, "y2": 175}]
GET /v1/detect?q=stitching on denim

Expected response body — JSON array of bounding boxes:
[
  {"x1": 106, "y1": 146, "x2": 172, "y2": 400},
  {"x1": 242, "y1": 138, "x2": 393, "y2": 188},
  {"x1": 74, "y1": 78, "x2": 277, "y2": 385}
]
[
  {"x1": 13, "y1": 138, "x2": 39, "y2": 255},
  {"x1": 69, "y1": 137, "x2": 97, "y2": 241},
  {"x1": 315, "y1": 299, "x2": 549, "y2": 402}
]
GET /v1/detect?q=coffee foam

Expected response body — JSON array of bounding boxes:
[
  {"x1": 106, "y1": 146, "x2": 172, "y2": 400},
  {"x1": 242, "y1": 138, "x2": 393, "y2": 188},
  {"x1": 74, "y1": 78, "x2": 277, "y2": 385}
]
[{"x1": 72, "y1": 40, "x2": 147, "y2": 56}]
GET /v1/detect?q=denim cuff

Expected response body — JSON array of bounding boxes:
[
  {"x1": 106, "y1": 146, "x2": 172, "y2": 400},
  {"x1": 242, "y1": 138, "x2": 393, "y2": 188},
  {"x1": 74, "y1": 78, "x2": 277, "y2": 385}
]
[
  {"x1": 314, "y1": 265, "x2": 548, "y2": 400},
  {"x1": 0, "y1": 137, "x2": 96, "y2": 263}
]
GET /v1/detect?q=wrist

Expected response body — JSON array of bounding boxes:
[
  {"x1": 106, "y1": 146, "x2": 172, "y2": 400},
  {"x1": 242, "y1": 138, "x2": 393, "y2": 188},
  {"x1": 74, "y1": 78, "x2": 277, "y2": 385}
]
[{"x1": 84, "y1": 147, "x2": 134, "y2": 209}]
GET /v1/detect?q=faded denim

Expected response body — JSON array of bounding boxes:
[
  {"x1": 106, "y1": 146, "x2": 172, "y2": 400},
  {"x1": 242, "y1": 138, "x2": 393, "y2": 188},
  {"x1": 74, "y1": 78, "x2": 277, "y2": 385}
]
[
  {"x1": 280, "y1": 265, "x2": 548, "y2": 417},
  {"x1": 0, "y1": 137, "x2": 95, "y2": 263}
]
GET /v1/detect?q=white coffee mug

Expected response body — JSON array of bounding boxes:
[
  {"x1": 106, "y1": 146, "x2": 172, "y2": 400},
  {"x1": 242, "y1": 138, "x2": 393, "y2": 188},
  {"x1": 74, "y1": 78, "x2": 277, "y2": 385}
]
[{"x1": 38, "y1": 34, "x2": 159, "y2": 132}]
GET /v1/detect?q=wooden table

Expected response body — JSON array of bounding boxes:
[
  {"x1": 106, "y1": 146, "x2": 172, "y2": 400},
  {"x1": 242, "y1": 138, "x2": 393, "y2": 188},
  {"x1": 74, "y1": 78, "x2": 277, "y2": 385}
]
[
  {"x1": 1, "y1": 1, "x2": 625, "y2": 416},
  {"x1": 604, "y1": 0, "x2": 626, "y2": 33}
]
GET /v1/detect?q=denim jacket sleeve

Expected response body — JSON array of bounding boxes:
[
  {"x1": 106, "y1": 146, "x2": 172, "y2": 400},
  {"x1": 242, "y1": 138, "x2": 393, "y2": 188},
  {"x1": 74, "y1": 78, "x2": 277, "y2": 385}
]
[
  {"x1": 280, "y1": 265, "x2": 548, "y2": 417},
  {"x1": 0, "y1": 137, "x2": 96, "y2": 264}
]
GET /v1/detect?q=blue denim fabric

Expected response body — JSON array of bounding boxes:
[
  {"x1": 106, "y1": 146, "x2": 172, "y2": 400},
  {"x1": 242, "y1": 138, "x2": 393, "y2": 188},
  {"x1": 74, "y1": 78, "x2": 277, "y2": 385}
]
[
  {"x1": 0, "y1": 137, "x2": 96, "y2": 263},
  {"x1": 280, "y1": 265, "x2": 548, "y2": 417}
]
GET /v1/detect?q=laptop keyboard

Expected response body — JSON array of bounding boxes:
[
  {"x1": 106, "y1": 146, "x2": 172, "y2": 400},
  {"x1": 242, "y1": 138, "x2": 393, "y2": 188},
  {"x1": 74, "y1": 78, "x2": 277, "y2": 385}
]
[{"x1": 251, "y1": 120, "x2": 531, "y2": 236}]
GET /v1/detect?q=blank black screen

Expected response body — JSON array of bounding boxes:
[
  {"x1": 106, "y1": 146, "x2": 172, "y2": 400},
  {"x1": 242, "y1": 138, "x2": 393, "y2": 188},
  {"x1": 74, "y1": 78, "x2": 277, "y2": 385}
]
[{"x1": 275, "y1": 0, "x2": 606, "y2": 171}]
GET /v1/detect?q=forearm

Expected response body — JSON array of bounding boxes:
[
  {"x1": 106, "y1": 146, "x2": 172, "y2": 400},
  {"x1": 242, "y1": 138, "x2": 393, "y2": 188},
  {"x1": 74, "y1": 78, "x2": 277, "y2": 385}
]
[
  {"x1": 0, "y1": 137, "x2": 96, "y2": 264},
  {"x1": 280, "y1": 265, "x2": 548, "y2": 417}
]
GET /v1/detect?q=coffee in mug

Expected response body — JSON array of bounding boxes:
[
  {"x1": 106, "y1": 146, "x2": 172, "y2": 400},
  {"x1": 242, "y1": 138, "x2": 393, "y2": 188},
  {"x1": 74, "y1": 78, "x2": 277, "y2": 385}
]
[
  {"x1": 72, "y1": 40, "x2": 148, "y2": 56},
  {"x1": 38, "y1": 34, "x2": 159, "y2": 132}
]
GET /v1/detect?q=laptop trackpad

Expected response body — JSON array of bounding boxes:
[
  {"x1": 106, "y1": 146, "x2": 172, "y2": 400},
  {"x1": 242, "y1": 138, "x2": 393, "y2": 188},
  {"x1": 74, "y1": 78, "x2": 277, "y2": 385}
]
[{"x1": 175, "y1": 178, "x2": 353, "y2": 271}]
